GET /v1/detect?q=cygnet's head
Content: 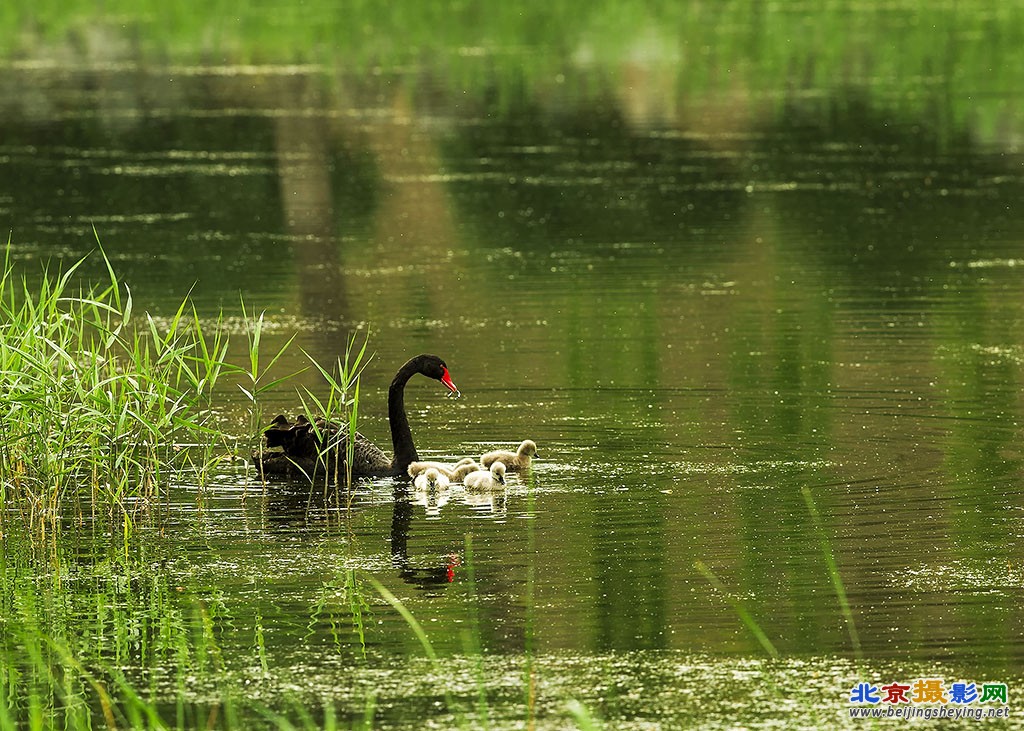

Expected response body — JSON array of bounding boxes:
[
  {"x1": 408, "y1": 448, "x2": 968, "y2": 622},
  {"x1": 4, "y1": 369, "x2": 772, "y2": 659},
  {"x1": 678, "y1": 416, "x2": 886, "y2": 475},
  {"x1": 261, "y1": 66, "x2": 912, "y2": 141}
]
[
  {"x1": 424, "y1": 467, "x2": 442, "y2": 486},
  {"x1": 491, "y1": 461, "x2": 507, "y2": 485},
  {"x1": 519, "y1": 440, "x2": 540, "y2": 457}
]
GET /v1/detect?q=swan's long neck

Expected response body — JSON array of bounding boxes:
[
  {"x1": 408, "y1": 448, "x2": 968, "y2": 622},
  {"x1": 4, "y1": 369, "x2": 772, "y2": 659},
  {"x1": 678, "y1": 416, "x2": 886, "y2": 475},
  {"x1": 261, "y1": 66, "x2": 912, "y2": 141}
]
[{"x1": 388, "y1": 358, "x2": 421, "y2": 472}]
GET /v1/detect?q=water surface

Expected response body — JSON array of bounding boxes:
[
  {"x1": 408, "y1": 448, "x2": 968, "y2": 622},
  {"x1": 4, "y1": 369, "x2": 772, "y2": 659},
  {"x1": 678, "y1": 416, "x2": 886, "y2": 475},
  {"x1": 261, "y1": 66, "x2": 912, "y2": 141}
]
[{"x1": 3, "y1": 5, "x2": 1024, "y2": 728}]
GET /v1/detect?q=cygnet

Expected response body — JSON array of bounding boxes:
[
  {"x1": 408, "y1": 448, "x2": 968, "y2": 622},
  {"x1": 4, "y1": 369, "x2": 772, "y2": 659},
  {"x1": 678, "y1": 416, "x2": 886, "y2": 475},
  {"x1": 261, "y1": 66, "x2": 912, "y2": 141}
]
[
  {"x1": 464, "y1": 461, "x2": 507, "y2": 490},
  {"x1": 480, "y1": 440, "x2": 540, "y2": 471}
]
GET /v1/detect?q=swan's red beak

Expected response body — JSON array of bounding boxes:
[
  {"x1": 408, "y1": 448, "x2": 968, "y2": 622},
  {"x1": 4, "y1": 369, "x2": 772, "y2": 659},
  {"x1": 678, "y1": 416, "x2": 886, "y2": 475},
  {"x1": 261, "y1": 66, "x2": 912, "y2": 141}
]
[{"x1": 440, "y1": 367, "x2": 460, "y2": 398}]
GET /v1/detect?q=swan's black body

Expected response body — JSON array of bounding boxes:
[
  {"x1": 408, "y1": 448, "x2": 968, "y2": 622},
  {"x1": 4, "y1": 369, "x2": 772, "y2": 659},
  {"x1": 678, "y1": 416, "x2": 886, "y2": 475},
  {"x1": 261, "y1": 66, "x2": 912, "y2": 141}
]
[{"x1": 253, "y1": 354, "x2": 458, "y2": 481}]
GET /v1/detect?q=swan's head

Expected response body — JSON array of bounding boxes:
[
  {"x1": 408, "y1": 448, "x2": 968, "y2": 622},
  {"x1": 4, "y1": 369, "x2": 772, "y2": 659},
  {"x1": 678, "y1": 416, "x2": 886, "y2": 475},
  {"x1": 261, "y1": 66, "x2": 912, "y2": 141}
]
[
  {"x1": 424, "y1": 467, "x2": 442, "y2": 486},
  {"x1": 519, "y1": 440, "x2": 540, "y2": 457},
  {"x1": 418, "y1": 354, "x2": 460, "y2": 398},
  {"x1": 491, "y1": 461, "x2": 507, "y2": 485}
]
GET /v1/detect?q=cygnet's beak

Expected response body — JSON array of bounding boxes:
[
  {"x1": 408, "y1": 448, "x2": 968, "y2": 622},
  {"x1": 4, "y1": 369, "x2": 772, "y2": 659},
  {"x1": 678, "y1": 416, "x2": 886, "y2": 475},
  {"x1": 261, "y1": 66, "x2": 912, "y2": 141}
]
[
  {"x1": 440, "y1": 366, "x2": 461, "y2": 398},
  {"x1": 498, "y1": 474, "x2": 506, "y2": 485}
]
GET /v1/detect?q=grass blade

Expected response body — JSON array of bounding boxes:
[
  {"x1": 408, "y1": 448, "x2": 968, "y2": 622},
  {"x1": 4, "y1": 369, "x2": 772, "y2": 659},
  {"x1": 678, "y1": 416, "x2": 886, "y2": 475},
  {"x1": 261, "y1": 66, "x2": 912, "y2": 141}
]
[
  {"x1": 694, "y1": 560, "x2": 779, "y2": 660},
  {"x1": 801, "y1": 486, "x2": 862, "y2": 658}
]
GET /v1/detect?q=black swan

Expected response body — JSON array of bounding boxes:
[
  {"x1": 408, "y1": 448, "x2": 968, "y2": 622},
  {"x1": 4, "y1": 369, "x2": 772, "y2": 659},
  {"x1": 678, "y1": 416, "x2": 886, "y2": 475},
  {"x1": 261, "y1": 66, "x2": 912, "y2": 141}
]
[{"x1": 253, "y1": 353, "x2": 459, "y2": 480}]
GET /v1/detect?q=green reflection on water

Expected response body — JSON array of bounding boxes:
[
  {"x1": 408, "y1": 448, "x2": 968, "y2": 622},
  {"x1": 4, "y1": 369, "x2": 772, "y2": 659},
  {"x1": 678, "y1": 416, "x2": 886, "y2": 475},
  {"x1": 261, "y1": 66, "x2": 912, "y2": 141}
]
[
  {"x1": 5, "y1": 1, "x2": 1023, "y2": 127},
  {"x1": 3, "y1": 2, "x2": 1024, "y2": 727}
]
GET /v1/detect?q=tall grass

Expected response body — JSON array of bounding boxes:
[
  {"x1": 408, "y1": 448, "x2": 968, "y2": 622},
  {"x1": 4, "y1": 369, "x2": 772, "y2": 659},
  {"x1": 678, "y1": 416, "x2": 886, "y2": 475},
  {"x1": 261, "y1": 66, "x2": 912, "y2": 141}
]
[
  {"x1": 237, "y1": 297, "x2": 300, "y2": 496},
  {"x1": 461, "y1": 533, "x2": 490, "y2": 730},
  {"x1": 696, "y1": 488, "x2": 863, "y2": 661},
  {"x1": 801, "y1": 486, "x2": 862, "y2": 658},
  {"x1": 0, "y1": 239, "x2": 390, "y2": 727},
  {"x1": 367, "y1": 574, "x2": 474, "y2": 728},
  {"x1": 0, "y1": 561, "x2": 232, "y2": 731},
  {"x1": 0, "y1": 236, "x2": 372, "y2": 529},
  {"x1": 298, "y1": 330, "x2": 372, "y2": 496},
  {"x1": 0, "y1": 238, "x2": 230, "y2": 536},
  {"x1": 693, "y1": 560, "x2": 780, "y2": 660},
  {"x1": 0, "y1": 596, "x2": 340, "y2": 731},
  {"x1": 522, "y1": 469, "x2": 538, "y2": 729}
]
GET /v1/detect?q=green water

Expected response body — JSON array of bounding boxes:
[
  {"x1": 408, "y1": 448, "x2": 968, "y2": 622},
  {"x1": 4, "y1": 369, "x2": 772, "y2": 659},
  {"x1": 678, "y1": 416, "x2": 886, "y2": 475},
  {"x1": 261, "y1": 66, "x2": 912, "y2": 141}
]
[{"x1": 3, "y1": 3, "x2": 1024, "y2": 728}]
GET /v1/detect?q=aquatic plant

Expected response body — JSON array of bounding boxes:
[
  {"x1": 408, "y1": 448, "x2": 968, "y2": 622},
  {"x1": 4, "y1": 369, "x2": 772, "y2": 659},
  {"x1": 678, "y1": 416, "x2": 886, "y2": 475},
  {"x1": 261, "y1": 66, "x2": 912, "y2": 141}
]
[
  {"x1": 312, "y1": 566, "x2": 373, "y2": 661},
  {"x1": 0, "y1": 232, "x2": 377, "y2": 533},
  {"x1": 0, "y1": 236, "x2": 231, "y2": 535},
  {"x1": 297, "y1": 330, "x2": 372, "y2": 495},
  {"x1": 801, "y1": 486, "x2": 863, "y2": 659},
  {"x1": 565, "y1": 699, "x2": 604, "y2": 731},
  {"x1": 0, "y1": 236, "x2": 392, "y2": 727},
  {"x1": 695, "y1": 488, "x2": 865, "y2": 662},
  {"x1": 694, "y1": 560, "x2": 780, "y2": 660},
  {"x1": 237, "y1": 297, "x2": 300, "y2": 496}
]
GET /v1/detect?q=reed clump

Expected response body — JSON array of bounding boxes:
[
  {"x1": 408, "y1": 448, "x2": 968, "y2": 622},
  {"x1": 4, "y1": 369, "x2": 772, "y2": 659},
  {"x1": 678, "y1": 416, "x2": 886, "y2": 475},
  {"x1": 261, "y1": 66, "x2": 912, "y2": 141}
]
[{"x1": 0, "y1": 240, "x2": 230, "y2": 533}]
